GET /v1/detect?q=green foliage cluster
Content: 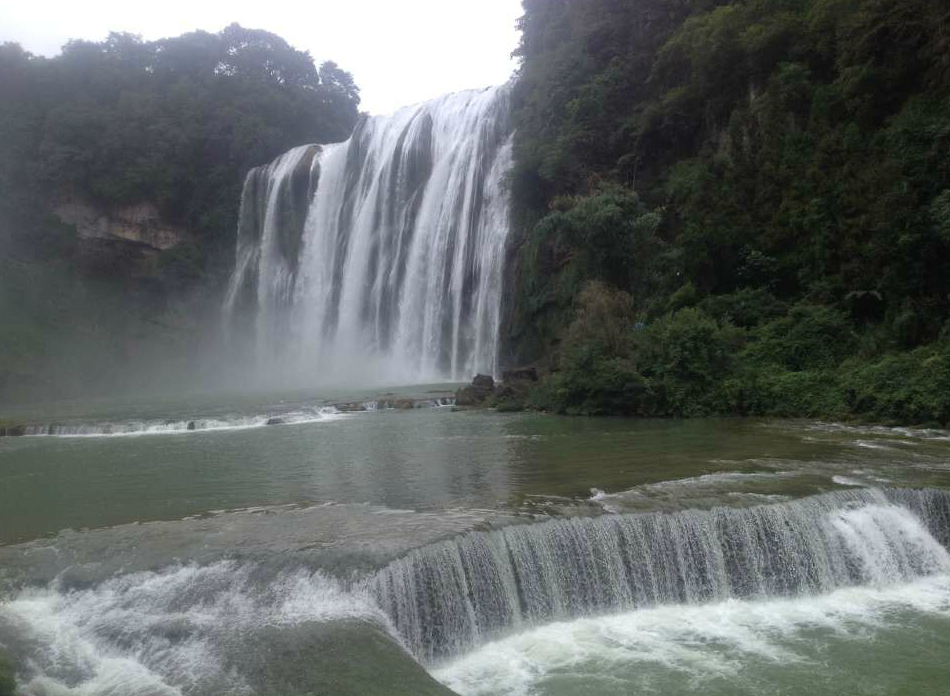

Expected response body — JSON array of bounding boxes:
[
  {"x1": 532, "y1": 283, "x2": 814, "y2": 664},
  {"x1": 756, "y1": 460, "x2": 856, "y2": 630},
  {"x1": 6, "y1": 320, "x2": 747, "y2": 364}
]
[
  {"x1": 0, "y1": 25, "x2": 360, "y2": 266},
  {"x1": 508, "y1": 0, "x2": 950, "y2": 425},
  {"x1": 506, "y1": 186, "x2": 670, "y2": 362},
  {"x1": 533, "y1": 282, "x2": 950, "y2": 424}
]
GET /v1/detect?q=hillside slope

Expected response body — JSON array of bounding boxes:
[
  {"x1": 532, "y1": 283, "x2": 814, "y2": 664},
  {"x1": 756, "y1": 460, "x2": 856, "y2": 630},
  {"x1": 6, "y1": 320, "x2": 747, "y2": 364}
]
[{"x1": 502, "y1": 0, "x2": 950, "y2": 423}]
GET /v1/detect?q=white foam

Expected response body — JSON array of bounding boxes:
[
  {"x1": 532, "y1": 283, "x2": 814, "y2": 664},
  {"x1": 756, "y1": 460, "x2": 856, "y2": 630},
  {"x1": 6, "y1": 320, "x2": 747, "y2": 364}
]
[
  {"x1": 21, "y1": 408, "x2": 345, "y2": 438},
  {"x1": 806, "y1": 422, "x2": 950, "y2": 441},
  {"x1": 853, "y1": 439, "x2": 894, "y2": 450},
  {"x1": 0, "y1": 561, "x2": 385, "y2": 695},
  {"x1": 832, "y1": 475, "x2": 865, "y2": 487},
  {"x1": 830, "y1": 504, "x2": 950, "y2": 584},
  {"x1": 434, "y1": 575, "x2": 950, "y2": 696}
]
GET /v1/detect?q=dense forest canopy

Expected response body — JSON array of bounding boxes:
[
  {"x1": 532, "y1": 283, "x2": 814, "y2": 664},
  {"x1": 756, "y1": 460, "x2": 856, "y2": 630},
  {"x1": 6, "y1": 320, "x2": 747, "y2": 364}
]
[
  {"x1": 502, "y1": 0, "x2": 950, "y2": 423},
  {"x1": 0, "y1": 24, "x2": 359, "y2": 268}
]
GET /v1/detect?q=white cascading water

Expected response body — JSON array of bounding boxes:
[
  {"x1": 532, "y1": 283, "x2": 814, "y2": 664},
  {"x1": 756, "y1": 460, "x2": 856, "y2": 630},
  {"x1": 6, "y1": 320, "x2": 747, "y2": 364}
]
[
  {"x1": 4, "y1": 488, "x2": 949, "y2": 696},
  {"x1": 367, "y1": 487, "x2": 950, "y2": 662},
  {"x1": 224, "y1": 85, "x2": 513, "y2": 385}
]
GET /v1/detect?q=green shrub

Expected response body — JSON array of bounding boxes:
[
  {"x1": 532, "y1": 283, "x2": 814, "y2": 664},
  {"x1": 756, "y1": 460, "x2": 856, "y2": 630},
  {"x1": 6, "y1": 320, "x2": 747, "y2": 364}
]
[
  {"x1": 540, "y1": 282, "x2": 651, "y2": 415},
  {"x1": 639, "y1": 307, "x2": 742, "y2": 416},
  {"x1": 720, "y1": 367, "x2": 846, "y2": 417},
  {"x1": 545, "y1": 357, "x2": 650, "y2": 416},
  {"x1": 841, "y1": 348, "x2": 950, "y2": 425},
  {"x1": 746, "y1": 304, "x2": 856, "y2": 370},
  {"x1": 699, "y1": 288, "x2": 787, "y2": 328}
]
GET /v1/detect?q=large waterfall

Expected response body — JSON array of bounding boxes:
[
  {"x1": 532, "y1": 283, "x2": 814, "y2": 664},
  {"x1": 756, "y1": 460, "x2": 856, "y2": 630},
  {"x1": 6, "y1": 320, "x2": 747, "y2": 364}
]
[
  {"x1": 225, "y1": 85, "x2": 513, "y2": 385},
  {"x1": 368, "y1": 487, "x2": 950, "y2": 662}
]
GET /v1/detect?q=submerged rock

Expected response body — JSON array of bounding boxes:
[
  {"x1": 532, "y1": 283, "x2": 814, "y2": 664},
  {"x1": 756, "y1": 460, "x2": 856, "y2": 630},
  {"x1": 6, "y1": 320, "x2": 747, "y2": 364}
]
[{"x1": 265, "y1": 417, "x2": 285, "y2": 426}]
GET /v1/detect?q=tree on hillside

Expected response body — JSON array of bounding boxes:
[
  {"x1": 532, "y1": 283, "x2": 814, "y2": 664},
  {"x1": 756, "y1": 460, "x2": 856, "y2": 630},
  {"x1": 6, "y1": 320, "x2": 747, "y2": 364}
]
[{"x1": 0, "y1": 24, "x2": 361, "y2": 269}]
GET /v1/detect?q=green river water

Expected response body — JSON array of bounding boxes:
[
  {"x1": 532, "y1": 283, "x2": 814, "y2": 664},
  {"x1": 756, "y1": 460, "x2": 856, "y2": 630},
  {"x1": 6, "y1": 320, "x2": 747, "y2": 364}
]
[{"x1": 1, "y1": 385, "x2": 949, "y2": 695}]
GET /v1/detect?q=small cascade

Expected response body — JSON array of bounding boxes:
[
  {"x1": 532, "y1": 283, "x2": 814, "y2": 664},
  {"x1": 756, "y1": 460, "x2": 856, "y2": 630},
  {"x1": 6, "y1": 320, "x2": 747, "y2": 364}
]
[
  {"x1": 367, "y1": 488, "x2": 950, "y2": 662},
  {"x1": 5, "y1": 399, "x2": 458, "y2": 438},
  {"x1": 225, "y1": 85, "x2": 513, "y2": 385}
]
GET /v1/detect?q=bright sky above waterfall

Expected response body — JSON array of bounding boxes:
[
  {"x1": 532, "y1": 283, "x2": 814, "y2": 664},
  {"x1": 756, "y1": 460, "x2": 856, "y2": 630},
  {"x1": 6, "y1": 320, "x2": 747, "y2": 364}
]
[{"x1": 1, "y1": 0, "x2": 523, "y2": 114}]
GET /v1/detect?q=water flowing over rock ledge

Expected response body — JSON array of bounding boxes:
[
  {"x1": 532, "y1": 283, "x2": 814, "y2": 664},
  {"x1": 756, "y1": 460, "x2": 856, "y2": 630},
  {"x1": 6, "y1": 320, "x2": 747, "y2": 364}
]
[
  {"x1": 0, "y1": 396, "x2": 456, "y2": 438},
  {"x1": 1, "y1": 487, "x2": 948, "y2": 694},
  {"x1": 366, "y1": 487, "x2": 950, "y2": 662}
]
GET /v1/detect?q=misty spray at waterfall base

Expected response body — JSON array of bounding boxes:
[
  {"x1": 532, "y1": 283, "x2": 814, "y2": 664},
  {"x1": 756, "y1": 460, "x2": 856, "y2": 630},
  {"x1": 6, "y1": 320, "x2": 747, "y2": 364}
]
[{"x1": 225, "y1": 85, "x2": 513, "y2": 388}]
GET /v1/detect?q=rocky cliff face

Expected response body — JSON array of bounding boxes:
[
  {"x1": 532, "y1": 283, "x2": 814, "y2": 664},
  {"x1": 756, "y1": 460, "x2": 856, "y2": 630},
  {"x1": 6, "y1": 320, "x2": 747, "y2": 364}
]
[
  {"x1": 50, "y1": 197, "x2": 195, "y2": 282},
  {"x1": 54, "y1": 199, "x2": 187, "y2": 252},
  {"x1": 0, "y1": 196, "x2": 223, "y2": 402}
]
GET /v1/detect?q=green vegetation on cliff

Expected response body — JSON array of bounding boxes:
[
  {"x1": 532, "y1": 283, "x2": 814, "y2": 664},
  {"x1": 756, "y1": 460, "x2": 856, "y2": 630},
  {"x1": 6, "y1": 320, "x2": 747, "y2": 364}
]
[
  {"x1": 0, "y1": 24, "x2": 359, "y2": 267},
  {"x1": 504, "y1": 0, "x2": 950, "y2": 424},
  {"x1": 0, "y1": 26, "x2": 359, "y2": 401}
]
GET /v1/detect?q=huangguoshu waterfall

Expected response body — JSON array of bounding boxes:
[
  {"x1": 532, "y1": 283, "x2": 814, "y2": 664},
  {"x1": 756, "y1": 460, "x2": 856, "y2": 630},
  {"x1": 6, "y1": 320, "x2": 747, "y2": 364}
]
[{"x1": 225, "y1": 85, "x2": 513, "y2": 384}]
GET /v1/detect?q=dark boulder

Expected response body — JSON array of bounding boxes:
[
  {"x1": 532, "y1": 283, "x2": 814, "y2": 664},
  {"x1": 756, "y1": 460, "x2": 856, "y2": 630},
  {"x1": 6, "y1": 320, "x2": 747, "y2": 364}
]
[
  {"x1": 455, "y1": 374, "x2": 496, "y2": 406},
  {"x1": 265, "y1": 417, "x2": 285, "y2": 426}
]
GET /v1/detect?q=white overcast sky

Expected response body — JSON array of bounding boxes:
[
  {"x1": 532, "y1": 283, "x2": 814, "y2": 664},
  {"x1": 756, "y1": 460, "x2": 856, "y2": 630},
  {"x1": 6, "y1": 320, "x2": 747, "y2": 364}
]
[{"x1": 1, "y1": 0, "x2": 524, "y2": 115}]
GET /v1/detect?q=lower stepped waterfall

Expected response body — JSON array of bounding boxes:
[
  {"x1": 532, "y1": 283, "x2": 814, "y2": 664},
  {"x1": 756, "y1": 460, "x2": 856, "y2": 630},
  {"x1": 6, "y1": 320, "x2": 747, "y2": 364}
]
[
  {"x1": 225, "y1": 85, "x2": 513, "y2": 384},
  {"x1": 366, "y1": 488, "x2": 950, "y2": 663}
]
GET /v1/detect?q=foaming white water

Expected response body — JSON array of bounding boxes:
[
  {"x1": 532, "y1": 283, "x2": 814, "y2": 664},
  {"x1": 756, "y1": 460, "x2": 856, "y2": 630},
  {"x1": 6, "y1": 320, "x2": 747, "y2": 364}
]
[
  {"x1": 367, "y1": 490, "x2": 950, "y2": 662},
  {"x1": 434, "y1": 576, "x2": 950, "y2": 696},
  {"x1": 225, "y1": 85, "x2": 513, "y2": 385},
  {"x1": 805, "y1": 421, "x2": 950, "y2": 442},
  {"x1": 830, "y1": 504, "x2": 950, "y2": 584},
  {"x1": 0, "y1": 562, "x2": 386, "y2": 695},
  {"x1": 19, "y1": 407, "x2": 344, "y2": 438},
  {"x1": 832, "y1": 474, "x2": 866, "y2": 487}
]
